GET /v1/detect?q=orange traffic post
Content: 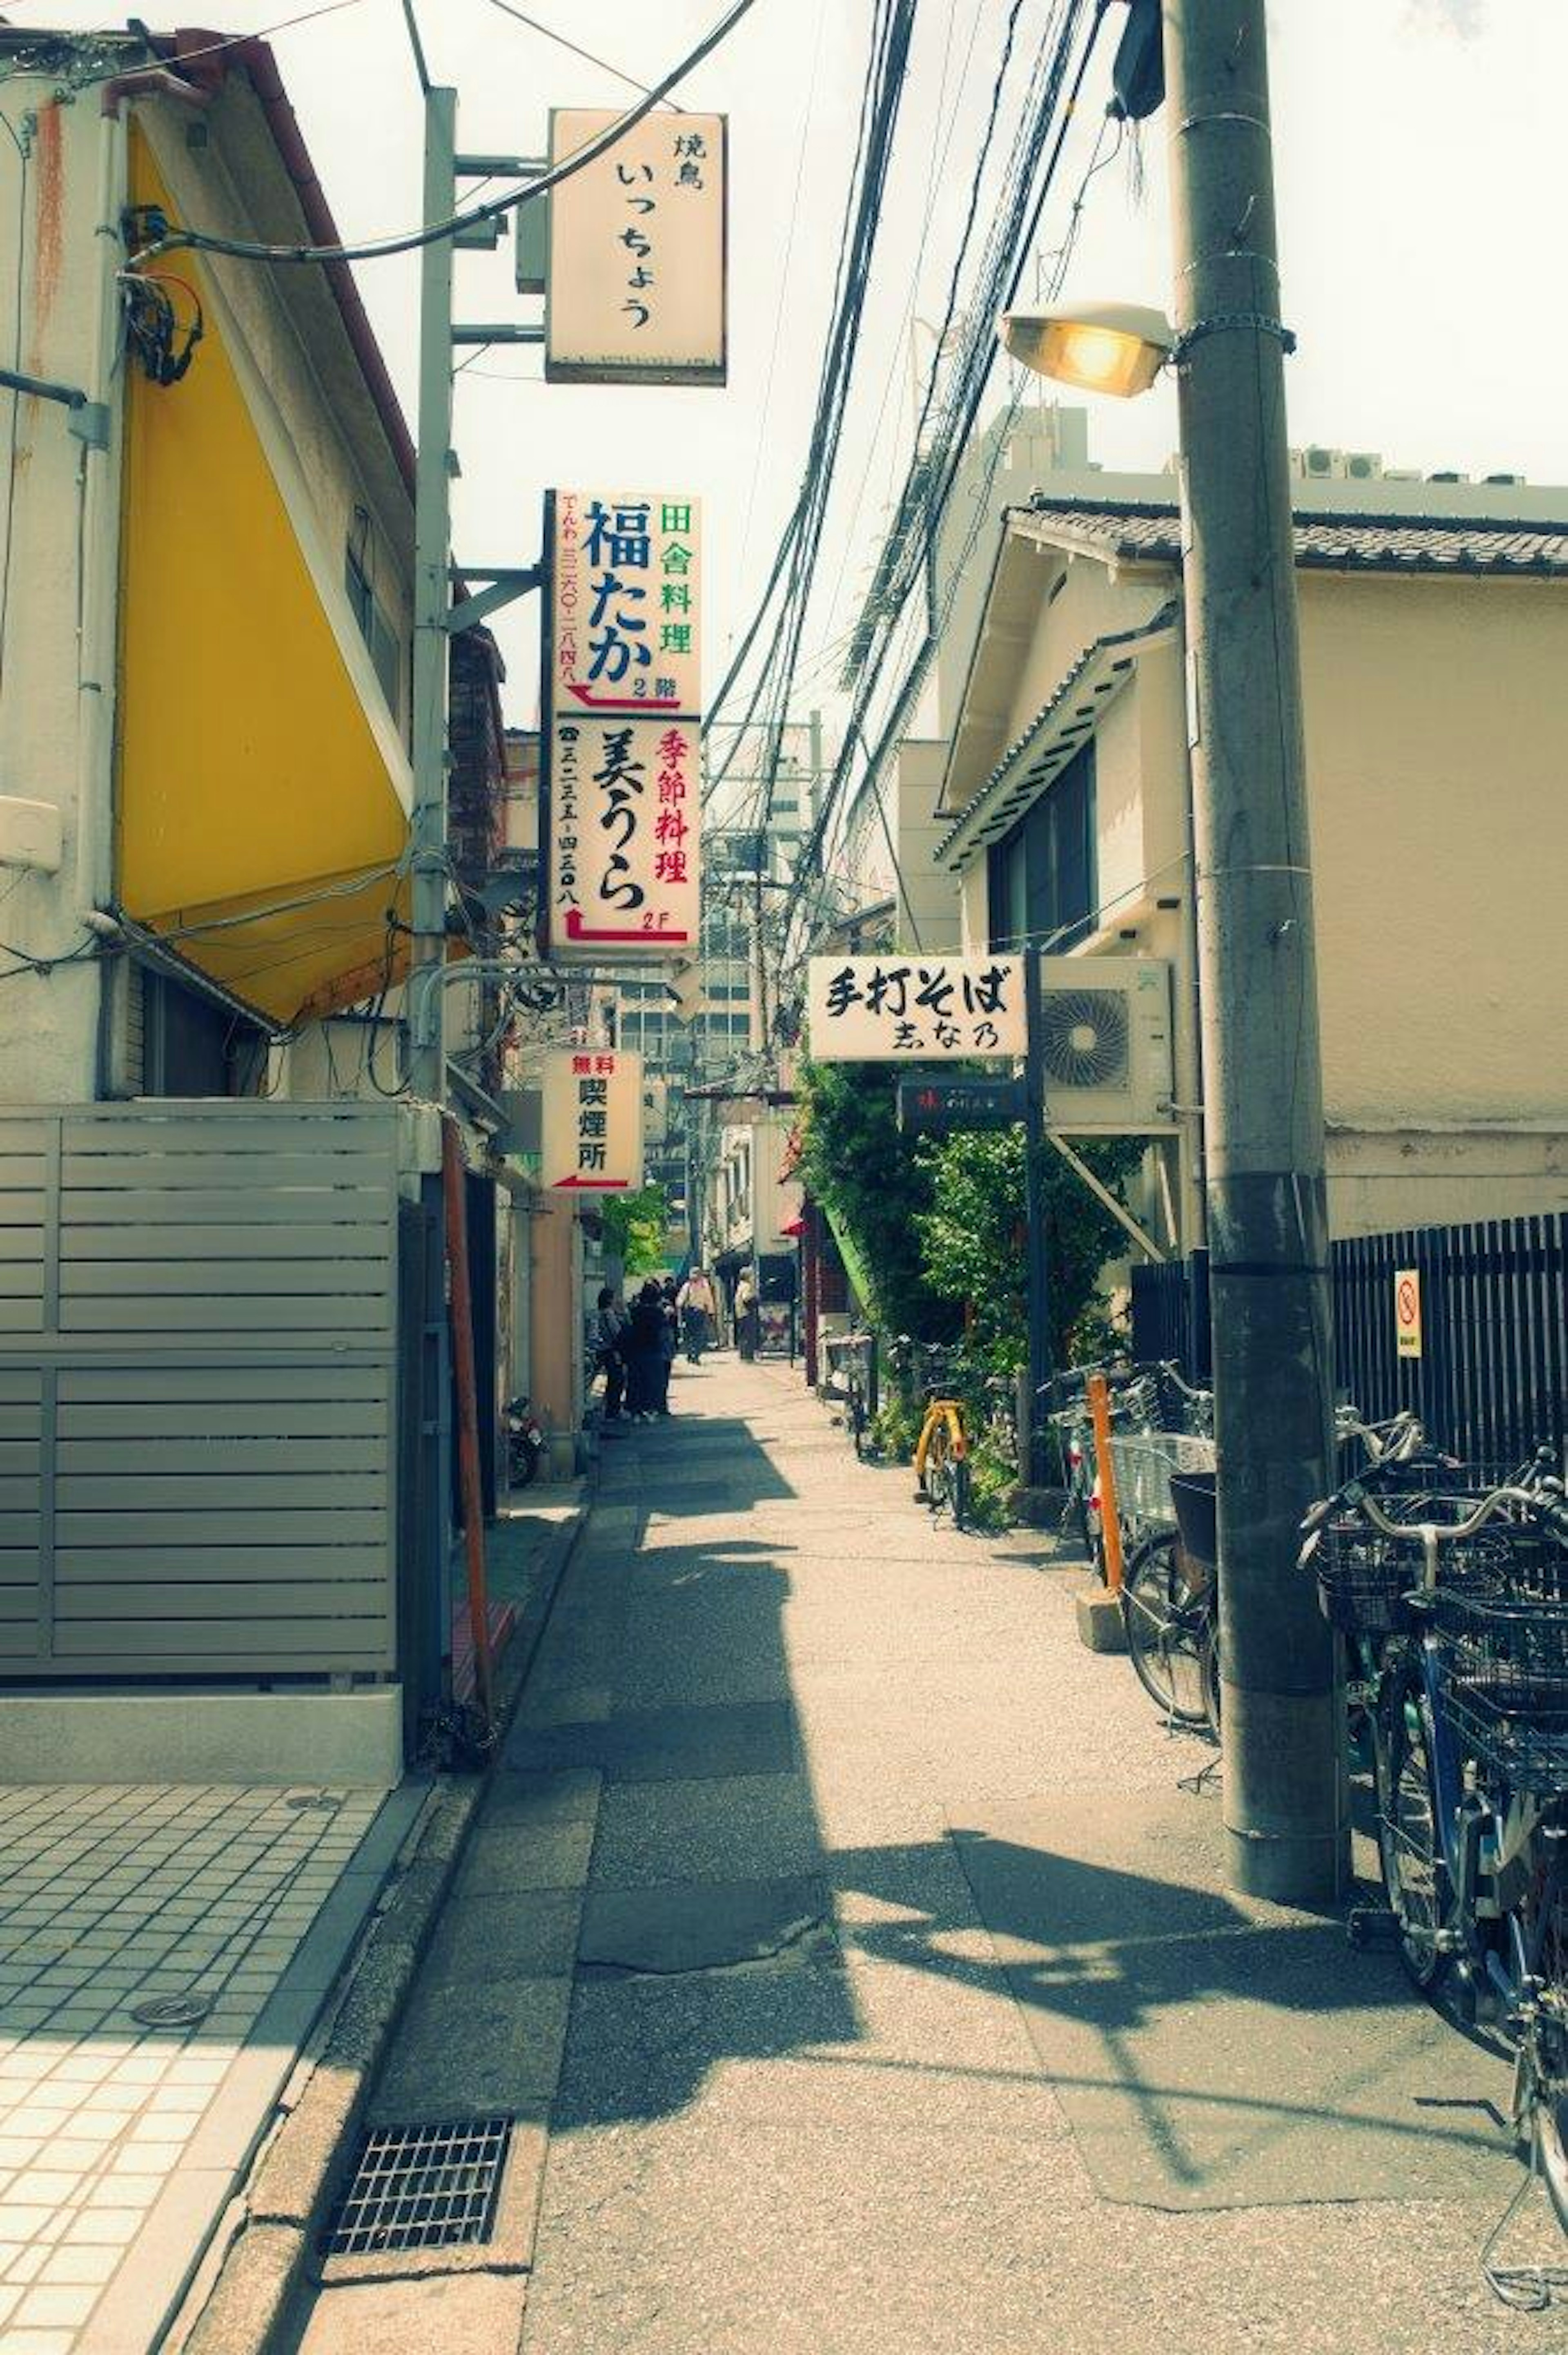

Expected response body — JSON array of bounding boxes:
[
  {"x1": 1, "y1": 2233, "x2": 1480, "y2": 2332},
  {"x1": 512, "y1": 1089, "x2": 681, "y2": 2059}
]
[{"x1": 1087, "y1": 1372, "x2": 1124, "y2": 1595}]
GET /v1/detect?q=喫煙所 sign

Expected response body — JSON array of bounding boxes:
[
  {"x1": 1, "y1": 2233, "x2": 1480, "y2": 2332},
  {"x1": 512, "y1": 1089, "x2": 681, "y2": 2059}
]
[
  {"x1": 539, "y1": 1049, "x2": 644, "y2": 1191},
  {"x1": 546, "y1": 109, "x2": 726, "y2": 386},
  {"x1": 807, "y1": 956, "x2": 1026, "y2": 1061}
]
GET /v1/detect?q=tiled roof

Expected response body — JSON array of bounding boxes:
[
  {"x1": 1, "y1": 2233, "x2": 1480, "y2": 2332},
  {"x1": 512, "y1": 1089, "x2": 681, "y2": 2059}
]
[{"x1": 1021, "y1": 499, "x2": 1568, "y2": 577}]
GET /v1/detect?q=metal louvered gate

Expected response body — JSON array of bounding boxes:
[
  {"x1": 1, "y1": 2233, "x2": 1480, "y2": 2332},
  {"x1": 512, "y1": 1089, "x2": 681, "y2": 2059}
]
[{"x1": 0, "y1": 1102, "x2": 403, "y2": 1681}]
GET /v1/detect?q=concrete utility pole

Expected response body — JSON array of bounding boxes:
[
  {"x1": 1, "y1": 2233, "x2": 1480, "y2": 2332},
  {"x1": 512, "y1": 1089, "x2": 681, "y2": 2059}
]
[
  {"x1": 407, "y1": 85, "x2": 457, "y2": 1107},
  {"x1": 1163, "y1": 0, "x2": 1343, "y2": 1900},
  {"x1": 1022, "y1": 943, "x2": 1052, "y2": 1488}
]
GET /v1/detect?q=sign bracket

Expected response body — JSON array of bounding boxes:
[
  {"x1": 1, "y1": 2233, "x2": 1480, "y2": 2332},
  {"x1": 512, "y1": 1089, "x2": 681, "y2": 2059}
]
[{"x1": 444, "y1": 565, "x2": 543, "y2": 636}]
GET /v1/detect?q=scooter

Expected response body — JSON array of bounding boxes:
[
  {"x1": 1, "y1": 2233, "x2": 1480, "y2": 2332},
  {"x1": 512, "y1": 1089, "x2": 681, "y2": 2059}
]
[{"x1": 505, "y1": 1395, "x2": 546, "y2": 1489}]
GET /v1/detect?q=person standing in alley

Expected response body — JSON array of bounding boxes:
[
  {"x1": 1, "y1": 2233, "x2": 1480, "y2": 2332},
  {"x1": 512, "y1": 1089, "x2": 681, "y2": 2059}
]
[
  {"x1": 594, "y1": 1284, "x2": 628, "y2": 1421},
  {"x1": 677, "y1": 1265, "x2": 715, "y2": 1363},
  {"x1": 735, "y1": 1264, "x2": 759, "y2": 1362},
  {"x1": 624, "y1": 1279, "x2": 666, "y2": 1422},
  {"x1": 655, "y1": 1276, "x2": 679, "y2": 1415}
]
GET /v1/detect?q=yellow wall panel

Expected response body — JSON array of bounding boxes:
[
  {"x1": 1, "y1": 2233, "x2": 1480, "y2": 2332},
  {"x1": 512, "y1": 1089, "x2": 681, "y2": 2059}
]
[{"x1": 117, "y1": 134, "x2": 409, "y2": 1020}]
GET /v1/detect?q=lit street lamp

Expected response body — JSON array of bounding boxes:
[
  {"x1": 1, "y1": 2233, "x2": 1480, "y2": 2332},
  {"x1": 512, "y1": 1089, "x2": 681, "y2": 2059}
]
[{"x1": 997, "y1": 301, "x2": 1172, "y2": 400}]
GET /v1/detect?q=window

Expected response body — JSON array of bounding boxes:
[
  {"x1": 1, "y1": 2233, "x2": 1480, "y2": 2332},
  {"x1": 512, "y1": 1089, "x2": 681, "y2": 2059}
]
[
  {"x1": 987, "y1": 741, "x2": 1096, "y2": 952},
  {"x1": 345, "y1": 533, "x2": 404, "y2": 723}
]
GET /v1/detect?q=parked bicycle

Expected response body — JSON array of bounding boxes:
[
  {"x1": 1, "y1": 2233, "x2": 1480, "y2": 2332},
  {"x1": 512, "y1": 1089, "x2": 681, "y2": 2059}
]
[
  {"x1": 1300, "y1": 1460, "x2": 1568, "y2": 2295},
  {"x1": 906, "y1": 1344, "x2": 971, "y2": 1530}
]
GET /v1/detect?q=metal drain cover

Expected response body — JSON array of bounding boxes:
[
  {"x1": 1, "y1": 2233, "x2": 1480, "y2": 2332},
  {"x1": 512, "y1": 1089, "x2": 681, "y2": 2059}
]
[
  {"x1": 131, "y1": 1994, "x2": 212, "y2": 2028},
  {"x1": 323, "y1": 2118, "x2": 513, "y2": 2257}
]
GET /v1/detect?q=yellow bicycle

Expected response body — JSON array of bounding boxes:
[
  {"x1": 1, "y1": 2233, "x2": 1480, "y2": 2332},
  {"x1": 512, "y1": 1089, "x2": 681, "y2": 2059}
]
[{"x1": 911, "y1": 1349, "x2": 971, "y2": 1530}]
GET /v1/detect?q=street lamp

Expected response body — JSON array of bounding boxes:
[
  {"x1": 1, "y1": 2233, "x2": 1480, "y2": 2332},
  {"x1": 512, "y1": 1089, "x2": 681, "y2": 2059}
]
[{"x1": 996, "y1": 301, "x2": 1172, "y2": 400}]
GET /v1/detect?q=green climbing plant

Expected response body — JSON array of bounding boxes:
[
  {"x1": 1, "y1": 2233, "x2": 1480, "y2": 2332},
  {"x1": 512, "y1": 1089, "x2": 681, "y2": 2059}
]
[{"x1": 600, "y1": 1182, "x2": 673, "y2": 1278}]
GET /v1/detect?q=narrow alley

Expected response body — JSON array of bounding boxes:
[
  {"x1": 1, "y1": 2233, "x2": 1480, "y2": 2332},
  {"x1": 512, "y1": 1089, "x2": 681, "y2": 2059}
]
[{"x1": 290, "y1": 1362, "x2": 1555, "y2": 2355}]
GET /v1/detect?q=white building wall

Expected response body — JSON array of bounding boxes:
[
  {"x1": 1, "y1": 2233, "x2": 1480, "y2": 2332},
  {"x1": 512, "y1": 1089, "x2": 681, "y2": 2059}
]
[{"x1": 0, "y1": 91, "x2": 124, "y2": 1101}]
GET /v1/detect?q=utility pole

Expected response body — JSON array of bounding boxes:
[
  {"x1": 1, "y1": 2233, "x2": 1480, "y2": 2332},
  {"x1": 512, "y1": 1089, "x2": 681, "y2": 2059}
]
[
  {"x1": 1023, "y1": 942, "x2": 1051, "y2": 1488},
  {"x1": 1163, "y1": 0, "x2": 1342, "y2": 1900},
  {"x1": 408, "y1": 85, "x2": 457, "y2": 1106}
]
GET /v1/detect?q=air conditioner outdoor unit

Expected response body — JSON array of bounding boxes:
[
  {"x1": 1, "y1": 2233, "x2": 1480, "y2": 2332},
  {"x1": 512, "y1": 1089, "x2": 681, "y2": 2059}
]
[
  {"x1": 1302, "y1": 446, "x2": 1345, "y2": 479},
  {"x1": 1344, "y1": 451, "x2": 1382, "y2": 480},
  {"x1": 1037, "y1": 956, "x2": 1175, "y2": 1134}
]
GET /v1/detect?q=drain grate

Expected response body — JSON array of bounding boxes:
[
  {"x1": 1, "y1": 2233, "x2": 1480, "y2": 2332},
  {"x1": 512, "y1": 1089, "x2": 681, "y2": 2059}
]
[{"x1": 323, "y1": 2118, "x2": 513, "y2": 2257}]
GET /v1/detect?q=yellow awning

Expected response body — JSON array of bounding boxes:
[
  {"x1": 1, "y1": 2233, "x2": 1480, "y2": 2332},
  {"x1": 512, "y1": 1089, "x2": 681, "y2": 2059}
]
[{"x1": 116, "y1": 134, "x2": 414, "y2": 1024}]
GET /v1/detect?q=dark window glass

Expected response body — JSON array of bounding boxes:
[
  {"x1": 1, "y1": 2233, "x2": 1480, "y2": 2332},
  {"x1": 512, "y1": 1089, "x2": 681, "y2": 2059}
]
[{"x1": 987, "y1": 742, "x2": 1096, "y2": 952}]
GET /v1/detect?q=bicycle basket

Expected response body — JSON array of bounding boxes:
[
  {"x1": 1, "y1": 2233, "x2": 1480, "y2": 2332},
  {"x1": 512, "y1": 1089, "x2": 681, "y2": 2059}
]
[
  {"x1": 1311, "y1": 1494, "x2": 1525, "y2": 1639},
  {"x1": 1168, "y1": 1471, "x2": 1218, "y2": 1574},
  {"x1": 1434, "y1": 1587, "x2": 1568, "y2": 1792}
]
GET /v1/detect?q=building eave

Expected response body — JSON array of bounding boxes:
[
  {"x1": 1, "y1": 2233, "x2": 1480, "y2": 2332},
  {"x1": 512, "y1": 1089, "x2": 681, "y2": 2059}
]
[{"x1": 936, "y1": 601, "x2": 1180, "y2": 872}]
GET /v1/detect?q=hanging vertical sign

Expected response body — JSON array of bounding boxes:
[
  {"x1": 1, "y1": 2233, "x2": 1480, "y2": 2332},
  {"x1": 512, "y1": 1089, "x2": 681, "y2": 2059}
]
[
  {"x1": 1394, "y1": 1268, "x2": 1423, "y2": 1360},
  {"x1": 550, "y1": 713, "x2": 701, "y2": 952},
  {"x1": 550, "y1": 491, "x2": 702, "y2": 717},
  {"x1": 545, "y1": 110, "x2": 727, "y2": 386},
  {"x1": 545, "y1": 492, "x2": 703, "y2": 961},
  {"x1": 540, "y1": 1048, "x2": 645, "y2": 1191}
]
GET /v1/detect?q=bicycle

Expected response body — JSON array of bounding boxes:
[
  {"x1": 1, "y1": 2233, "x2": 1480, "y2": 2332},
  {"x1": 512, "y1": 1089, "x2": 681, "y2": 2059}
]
[
  {"x1": 1120, "y1": 1467, "x2": 1220, "y2": 1733},
  {"x1": 1301, "y1": 1467, "x2": 1568, "y2": 2295},
  {"x1": 910, "y1": 1346, "x2": 971, "y2": 1530}
]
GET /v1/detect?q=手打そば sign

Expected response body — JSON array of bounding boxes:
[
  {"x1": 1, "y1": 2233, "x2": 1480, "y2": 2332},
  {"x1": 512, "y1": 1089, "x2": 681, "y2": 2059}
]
[
  {"x1": 540, "y1": 1049, "x2": 644, "y2": 1191},
  {"x1": 549, "y1": 491, "x2": 702, "y2": 720},
  {"x1": 807, "y1": 957, "x2": 1027, "y2": 1061},
  {"x1": 547, "y1": 714, "x2": 701, "y2": 958},
  {"x1": 546, "y1": 109, "x2": 726, "y2": 386}
]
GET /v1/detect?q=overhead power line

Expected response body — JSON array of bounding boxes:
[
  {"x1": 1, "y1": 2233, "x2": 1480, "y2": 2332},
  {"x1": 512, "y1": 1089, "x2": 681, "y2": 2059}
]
[{"x1": 129, "y1": 0, "x2": 760, "y2": 267}]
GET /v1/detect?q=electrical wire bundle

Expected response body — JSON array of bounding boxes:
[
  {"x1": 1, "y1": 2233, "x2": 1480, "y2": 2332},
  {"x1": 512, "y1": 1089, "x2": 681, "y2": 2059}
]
[{"x1": 777, "y1": 0, "x2": 1112, "y2": 975}]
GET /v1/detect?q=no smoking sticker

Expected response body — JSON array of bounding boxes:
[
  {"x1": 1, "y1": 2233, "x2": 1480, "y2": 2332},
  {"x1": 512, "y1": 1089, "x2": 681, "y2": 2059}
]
[{"x1": 1394, "y1": 1268, "x2": 1423, "y2": 1360}]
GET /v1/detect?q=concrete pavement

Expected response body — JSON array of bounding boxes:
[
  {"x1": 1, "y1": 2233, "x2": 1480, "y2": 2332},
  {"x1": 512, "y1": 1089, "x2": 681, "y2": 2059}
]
[{"x1": 289, "y1": 1357, "x2": 1565, "y2": 2353}]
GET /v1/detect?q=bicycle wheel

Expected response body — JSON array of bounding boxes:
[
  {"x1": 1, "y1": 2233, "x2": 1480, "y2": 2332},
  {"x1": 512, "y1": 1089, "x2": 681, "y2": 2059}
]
[
  {"x1": 1121, "y1": 1532, "x2": 1208, "y2": 1725},
  {"x1": 924, "y1": 1420, "x2": 952, "y2": 1512},
  {"x1": 951, "y1": 1452, "x2": 970, "y2": 1532},
  {"x1": 1200, "y1": 1609, "x2": 1222, "y2": 1737},
  {"x1": 1531, "y1": 1865, "x2": 1568, "y2": 2230},
  {"x1": 1376, "y1": 1660, "x2": 1450, "y2": 1991},
  {"x1": 849, "y1": 1386, "x2": 866, "y2": 1459}
]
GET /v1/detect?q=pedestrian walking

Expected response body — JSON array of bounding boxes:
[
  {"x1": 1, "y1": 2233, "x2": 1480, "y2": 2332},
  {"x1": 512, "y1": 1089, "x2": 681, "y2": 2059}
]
[
  {"x1": 593, "y1": 1284, "x2": 627, "y2": 1421},
  {"x1": 677, "y1": 1266, "x2": 715, "y2": 1363},
  {"x1": 624, "y1": 1280, "x2": 666, "y2": 1422}
]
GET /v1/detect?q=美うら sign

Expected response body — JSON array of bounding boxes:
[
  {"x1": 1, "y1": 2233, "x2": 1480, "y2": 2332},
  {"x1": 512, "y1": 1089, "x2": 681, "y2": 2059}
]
[
  {"x1": 546, "y1": 110, "x2": 727, "y2": 386},
  {"x1": 547, "y1": 714, "x2": 701, "y2": 957},
  {"x1": 549, "y1": 491, "x2": 702, "y2": 719},
  {"x1": 540, "y1": 1049, "x2": 645, "y2": 1191},
  {"x1": 807, "y1": 957, "x2": 1026, "y2": 1061}
]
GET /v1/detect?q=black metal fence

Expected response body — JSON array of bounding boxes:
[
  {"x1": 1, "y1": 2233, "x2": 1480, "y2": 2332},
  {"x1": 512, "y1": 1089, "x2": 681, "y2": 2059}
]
[{"x1": 1131, "y1": 1215, "x2": 1567, "y2": 1466}]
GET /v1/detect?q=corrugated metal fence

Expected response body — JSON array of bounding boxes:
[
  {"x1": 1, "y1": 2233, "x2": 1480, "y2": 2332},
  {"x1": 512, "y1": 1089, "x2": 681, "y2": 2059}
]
[
  {"x1": 0, "y1": 1102, "x2": 402, "y2": 1679},
  {"x1": 1131, "y1": 1215, "x2": 1568, "y2": 1464}
]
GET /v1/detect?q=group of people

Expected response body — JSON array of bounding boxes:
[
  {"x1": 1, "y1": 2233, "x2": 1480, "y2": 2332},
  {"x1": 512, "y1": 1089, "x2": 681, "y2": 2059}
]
[{"x1": 593, "y1": 1266, "x2": 732, "y2": 1423}]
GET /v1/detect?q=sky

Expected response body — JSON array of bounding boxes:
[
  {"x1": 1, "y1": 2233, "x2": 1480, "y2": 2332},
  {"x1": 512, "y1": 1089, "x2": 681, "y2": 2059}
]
[{"x1": 7, "y1": 0, "x2": 1566, "y2": 733}]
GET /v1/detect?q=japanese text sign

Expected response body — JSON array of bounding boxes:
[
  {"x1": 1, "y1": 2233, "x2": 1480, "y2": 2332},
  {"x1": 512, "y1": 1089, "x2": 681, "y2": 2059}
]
[
  {"x1": 547, "y1": 109, "x2": 727, "y2": 385},
  {"x1": 807, "y1": 957, "x2": 1026, "y2": 1061},
  {"x1": 1394, "y1": 1268, "x2": 1423, "y2": 1360},
  {"x1": 550, "y1": 491, "x2": 702, "y2": 718},
  {"x1": 547, "y1": 714, "x2": 702, "y2": 959},
  {"x1": 540, "y1": 1049, "x2": 644, "y2": 1192}
]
